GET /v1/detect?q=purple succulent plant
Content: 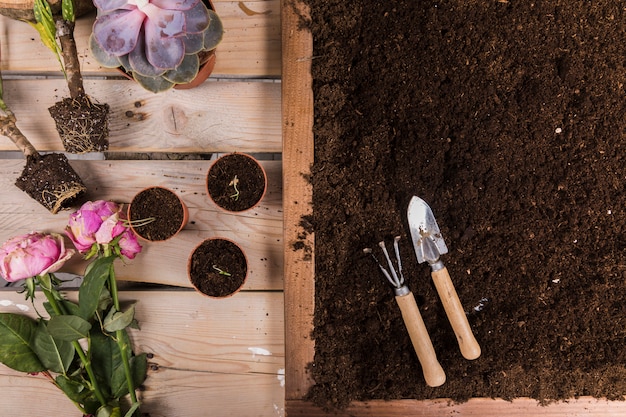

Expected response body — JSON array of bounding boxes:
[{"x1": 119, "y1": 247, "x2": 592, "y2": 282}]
[{"x1": 90, "y1": 0, "x2": 224, "y2": 92}]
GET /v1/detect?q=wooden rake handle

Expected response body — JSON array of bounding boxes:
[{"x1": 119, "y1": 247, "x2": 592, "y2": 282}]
[
  {"x1": 395, "y1": 291, "x2": 446, "y2": 387},
  {"x1": 431, "y1": 266, "x2": 481, "y2": 360}
]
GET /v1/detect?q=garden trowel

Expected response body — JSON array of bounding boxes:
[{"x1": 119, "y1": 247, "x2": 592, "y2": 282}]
[{"x1": 408, "y1": 196, "x2": 481, "y2": 360}]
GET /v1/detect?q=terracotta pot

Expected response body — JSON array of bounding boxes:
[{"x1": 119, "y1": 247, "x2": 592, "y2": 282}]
[
  {"x1": 127, "y1": 186, "x2": 189, "y2": 242},
  {"x1": 187, "y1": 238, "x2": 248, "y2": 298},
  {"x1": 206, "y1": 153, "x2": 268, "y2": 212},
  {"x1": 0, "y1": 0, "x2": 94, "y2": 21}
]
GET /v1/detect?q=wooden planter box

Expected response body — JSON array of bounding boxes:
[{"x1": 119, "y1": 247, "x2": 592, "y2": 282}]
[{"x1": 281, "y1": 1, "x2": 626, "y2": 416}]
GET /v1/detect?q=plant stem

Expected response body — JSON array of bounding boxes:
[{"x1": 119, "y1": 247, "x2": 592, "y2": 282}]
[
  {"x1": 40, "y1": 283, "x2": 108, "y2": 408},
  {"x1": 55, "y1": 17, "x2": 84, "y2": 99},
  {"x1": 103, "y1": 246, "x2": 140, "y2": 415},
  {"x1": 0, "y1": 109, "x2": 39, "y2": 157}
]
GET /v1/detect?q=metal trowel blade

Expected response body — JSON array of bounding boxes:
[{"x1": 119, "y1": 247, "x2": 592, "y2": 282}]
[{"x1": 408, "y1": 196, "x2": 448, "y2": 264}]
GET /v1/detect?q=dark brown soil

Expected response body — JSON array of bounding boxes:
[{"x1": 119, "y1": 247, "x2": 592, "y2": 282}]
[
  {"x1": 48, "y1": 94, "x2": 109, "y2": 153},
  {"x1": 15, "y1": 153, "x2": 86, "y2": 214},
  {"x1": 188, "y1": 238, "x2": 247, "y2": 297},
  {"x1": 128, "y1": 187, "x2": 186, "y2": 241},
  {"x1": 302, "y1": 0, "x2": 626, "y2": 410},
  {"x1": 206, "y1": 153, "x2": 266, "y2": 211}
]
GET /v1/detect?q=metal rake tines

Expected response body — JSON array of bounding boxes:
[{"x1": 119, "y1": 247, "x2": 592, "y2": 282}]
[{"x1": 364, "y1": 236, "x2": 405, "y2": 290}]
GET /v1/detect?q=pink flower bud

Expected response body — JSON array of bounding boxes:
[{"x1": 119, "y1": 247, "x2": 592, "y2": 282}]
[
  {"x1": 0, "y1": 232, "x2": 75, "y2": 282},
  {"x1": 118, "y1": 229, "x2": 142, "y2": 260}
]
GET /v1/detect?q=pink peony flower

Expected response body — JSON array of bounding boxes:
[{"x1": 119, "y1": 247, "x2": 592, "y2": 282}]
[
  {"x1": 66, "y1": 200, "x2": 141, "y2": 259},
  {"x1": 118, "y1": 229, "x2": 142, "y2": 260},
  {"x1": 0, "y1": 232, "x2": 75, "y2": 282}
]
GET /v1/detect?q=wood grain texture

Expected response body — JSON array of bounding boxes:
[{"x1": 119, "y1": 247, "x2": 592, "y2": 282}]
[
  {"x1": 0, "y1": 159, "x2": 283, "y2": 290},
  {"x1": 0, "y1": 79, "x2": 281, "y2": 153},
  {"x1": 281, "y1": 0, "x2": 315, "y2": 402},
  {"x1": 286, "y1": 398, "x2": 626, "y2": 417},
  {"x1": 0, "y1": 0, "x2": 281, "y2": 77},
  {"x1": 0, "y1": 290, "x2": 285, "y2": 417}
]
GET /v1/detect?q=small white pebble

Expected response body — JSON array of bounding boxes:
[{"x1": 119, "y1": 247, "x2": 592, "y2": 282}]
[
  {"x1": 555, "y1": 127, "x2": 562, "y2": 134},
  {"x1": 607, "y1": 210, "x2": 612, "y2": 215},
  {"x1": 552, "y1": 279, "x2": 560, "y2": 284}
]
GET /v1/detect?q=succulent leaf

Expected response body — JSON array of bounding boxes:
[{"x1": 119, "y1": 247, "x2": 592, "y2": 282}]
[
  {"x1": 140, "y1": 3, "x2": 185, "y2": 37},
  {"x1": 89, "y1": 34, "x2": 122, "y2": 68},
  {"x1": 151, "y1": 0, "x2": 199, "y2": 11},
  {"x1": 182, "y1": 32, "x2": 204, "y2": 55},
  {"x1": 203, "y1": 10, "x2": 224, "y2": 51},
  {"x1": 93, "y1": 9, "x2": 144, "y2": 56},
  {"x1": 133, "y1": 72, "x2": 175, "y2": 93},
  {"x1": 183, "y1": 1, "x2": 210, "y2": 34},
  {"x1": 118, "y1": 53, "x2": 132, "y2": 73},
  {"x1": 163, "y1": 54, "x2": 199, "y2": 84},
  {"x1": 93, "y1": 0, "x2": 133, "y2": 12},
  {"x1": 129, "y1": 34, "x2": 166, "y2": 76},
  {"x1": 144, "y1": 19, "x2": 185, "y2": 69}
]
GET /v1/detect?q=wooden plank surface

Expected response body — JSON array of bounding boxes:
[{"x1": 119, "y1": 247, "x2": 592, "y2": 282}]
[
  {"x1": 286, "y1": 398, "x2": 626, "y2": 417},
  {"x1": 0, "y1": 0, "x2": 281, "y2": 78},
  {"x1": 0, "y1": 290, "x2": 285, "y2": 417},
  {"x1": 0, "y1": 159, "x2": 283, "y2": 290},
  {"x1": 0, "y1": 79, "x2": 281, "y2": 153},
  {"x1": 281, "y1": 0, "x2": 315, "y2": 402}
]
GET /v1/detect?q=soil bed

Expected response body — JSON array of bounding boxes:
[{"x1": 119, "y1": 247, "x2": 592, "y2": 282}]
[{"x1": 302, "y1": 0, "x2": 626, "y2": 410}]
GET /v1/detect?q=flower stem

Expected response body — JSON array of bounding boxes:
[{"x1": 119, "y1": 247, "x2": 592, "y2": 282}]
[
  {"x1": 40, "y1": 283, "x2": 108, "y2": 408},
  {"x1": 103, "y1": 246, "x2": 140, "y2": 415}
]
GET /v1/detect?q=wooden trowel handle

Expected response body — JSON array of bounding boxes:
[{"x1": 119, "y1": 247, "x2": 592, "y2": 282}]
[
  {"x1": 395, "y1": 291, "x2": 446, "y2": 387},
  {"x1": 431, "y1": 266, "x2": 481, "y2": 360}
]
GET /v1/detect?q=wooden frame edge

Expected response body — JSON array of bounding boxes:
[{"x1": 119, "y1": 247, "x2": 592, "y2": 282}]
[{"x1": 282, "y1": 0, "x2": 316, "y2": 403}]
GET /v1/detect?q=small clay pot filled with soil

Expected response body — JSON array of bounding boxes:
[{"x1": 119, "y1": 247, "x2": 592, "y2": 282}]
[
  {"x1": 206, "y1": 153, "x2": 267, "y2": 212},
  {"x1": 128, "y1": 187, "x2": 188, "y2": 242},
  {"x1": 188, "y1": 238, "x2": 247, "y2": 298}
]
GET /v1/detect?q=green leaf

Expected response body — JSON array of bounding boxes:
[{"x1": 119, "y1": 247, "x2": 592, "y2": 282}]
[
  {"x1": 62, "y1": 0, "x2": 74, "y2": 22},
  {"x1": 90, "y1": 330, "x2": 146, "y2": 399},
  {"x1": 32, "y1": 320, "x2": 75, "y2": 373},
  {"x1": 33, "y1": 0, "x2": 57, "y2": 48},
  {"x1": 103, "y1": 305, "x2": 135, "y2": 332},
  {"x1": 90, "y1": 331, "x2": 120, "y2": 394},
  {"x1": 56, "y1": 374, "x2": 89, "y2": 404},
  {"x1": 0, "y1": 313, "x2": 45, "y2": 373},
  {"x1": 47, "y1": 315, "x2": 91, "y2": 341},
  {"x1": 130, "y1": 352, "x2": 148, "y2": 388},
  {"x1": 79, "y1": 256, "x2": 115, "y2": 320}
]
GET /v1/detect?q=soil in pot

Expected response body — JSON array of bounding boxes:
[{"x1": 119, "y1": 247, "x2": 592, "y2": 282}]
[
  {"x1": 128, "y1": 187, "x2": 187, "y2": 241},
  {"x1": 207, "y1": 154, "x2": 266, "y2": 212},
  {"x1": 48, "y1": 94, "x2": 110, "y2": 153},
  {"x1": 301, "y1": 0, "x2": 626, "y2": 410},
  {"x1": 188, "y1": 238, "x2": 247, "y2": 297}
]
